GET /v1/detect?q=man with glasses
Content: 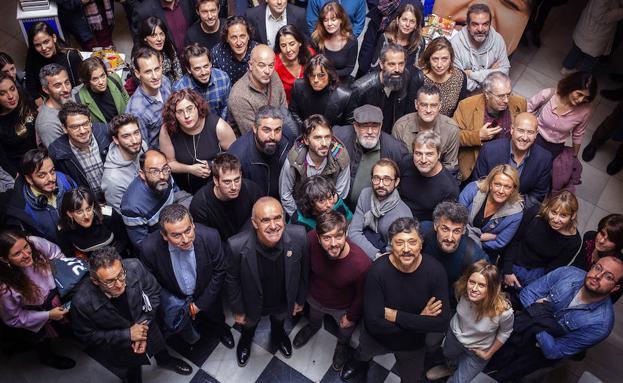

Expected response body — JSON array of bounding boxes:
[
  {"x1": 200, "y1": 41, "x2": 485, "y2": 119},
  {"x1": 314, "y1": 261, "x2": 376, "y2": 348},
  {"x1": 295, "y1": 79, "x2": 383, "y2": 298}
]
[
  {"x1": 486, "y1": 256, "x2": 623, "y2": 381},
  {"x1": 341, "y1": 217, "x2": 450, "y2": 382},
  {"x1": 473, "y1": 112, "x2": 553, "y2": 209},
  {"x1": 279, "y1": 114, "x2": 350, "y2": 217},
  {"x1": 392, "y1": 85, "x2": 460, "y2": 179},
  {"x1": 189, "y1": 153, "x2": 263, "y2": 240},
  {"x1": 334, "y1": 104, "x2": 410, "y2": 210},
  {"x1": 48, "y1": 102, "x2": 111, "y2": 202},
  {"x1": 453, "y1": 71, "x2": 526, "y2": 182},
  {"x1": 120, "y1": 149, "x2": 192, "y2": 249},
  {"x1": 72, "y1": 246, "x2": 193, "y2": 383},
  {"x1": 348, "y1": 158, "x2": 412, "y2": 260}
]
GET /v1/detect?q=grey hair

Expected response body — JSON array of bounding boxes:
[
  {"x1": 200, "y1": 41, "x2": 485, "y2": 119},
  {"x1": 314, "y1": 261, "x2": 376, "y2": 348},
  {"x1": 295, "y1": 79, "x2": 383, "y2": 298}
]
[
  {"x1": 254, "y1": 105, "x2": 284, "y2": 127},
  {"x1": 387, "y1": 217, "x2": 421, "y2": 242},
  {"x1": 433, "y1": 201, "x2": 469, "y2": 227},
  {"x1": 39, "y1": 63, "x2": 67, "y2": 88},
  {"x1": 413, "y1": 130, "x2": 441, "y2": 153},
  {"x1": 482, "y1": 71, "x2": 510, "y2": 93}
]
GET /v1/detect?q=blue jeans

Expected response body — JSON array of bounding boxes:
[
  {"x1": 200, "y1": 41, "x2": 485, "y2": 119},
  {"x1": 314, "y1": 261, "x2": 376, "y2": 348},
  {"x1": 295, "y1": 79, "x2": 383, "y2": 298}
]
[{"x1": 443, "y1": 330, "x2": 488, "y2": 383}]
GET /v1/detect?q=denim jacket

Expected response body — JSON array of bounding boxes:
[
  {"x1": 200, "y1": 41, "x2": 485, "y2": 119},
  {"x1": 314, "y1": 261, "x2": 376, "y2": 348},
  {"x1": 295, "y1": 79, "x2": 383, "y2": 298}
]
[{"x1": 519, "y1": 266, "x2": 614, "y2": 359}]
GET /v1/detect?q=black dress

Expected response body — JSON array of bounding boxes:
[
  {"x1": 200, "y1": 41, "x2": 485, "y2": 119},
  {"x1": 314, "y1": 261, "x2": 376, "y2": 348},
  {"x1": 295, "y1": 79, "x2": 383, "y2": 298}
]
[
  {"x1": 319, "y1": 38, "x2": 358, "y2": 83},
  {"x1": 171, "y1": 113, "x2": 221, "y2": 193},
  {"x1": 0, "y1": 103, "x2": 38, "y2": 177}
]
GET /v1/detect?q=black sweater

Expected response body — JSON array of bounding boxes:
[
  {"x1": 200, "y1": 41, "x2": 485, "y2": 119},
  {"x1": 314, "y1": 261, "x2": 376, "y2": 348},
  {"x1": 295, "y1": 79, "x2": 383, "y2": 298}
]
[
  {"x1": 398, "y1": 165, "x2": 459, "y2": 221},
  {"x1": 364, "y1": 254, "x2": 450, "y2": 350}
]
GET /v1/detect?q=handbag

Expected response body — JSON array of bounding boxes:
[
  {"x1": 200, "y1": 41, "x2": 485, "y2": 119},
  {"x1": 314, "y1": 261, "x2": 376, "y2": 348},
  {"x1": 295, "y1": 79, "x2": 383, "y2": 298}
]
[{"x1": 51, "y1": 257, "x2": 88, "y2": 299}]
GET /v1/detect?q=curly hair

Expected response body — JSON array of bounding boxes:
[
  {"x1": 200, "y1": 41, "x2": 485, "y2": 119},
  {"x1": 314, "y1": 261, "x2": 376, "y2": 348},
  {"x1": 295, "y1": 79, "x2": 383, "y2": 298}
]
[{"x1": 162, "y1": 88, "x2": 209, "y2": 135}]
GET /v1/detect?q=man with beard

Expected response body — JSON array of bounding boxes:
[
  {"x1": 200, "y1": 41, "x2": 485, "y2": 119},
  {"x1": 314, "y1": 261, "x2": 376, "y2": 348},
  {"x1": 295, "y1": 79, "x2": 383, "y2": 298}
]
[
  {"x1": 450, "y1": 3, "x2": 510, "y2": 92},
  {"x1": 189, "y1": 153, "x2": 263, "y2": 240},
  {"x1": 334, "y1": 104, "x2": 410, "y2": 210},
  {"x1": 392, "y1": 85, "x2": 460, "y2": 177},
  {"x1": 292, "y1": 210, "x2": 371, "y2": 371},
  {"x1": 226, "y1": 197, "x2": 309, "y2": 367},
  {"x1": 5, "y1": 148, "x2": 77, "y2": 242},
  {"x1": 341, "y1": 217, "x2": 450, "y2": 382},
  {"x1": 398, "y1": 131, "x2": 459, "y2": 222},
  {"x1": 279, "y1": 114, "x2": 350, "y2": 217},
  {"x1": 486, "y1": 256, "x2": 623, "y2": 381},
  {"x1": 348, "y1": 158, "x2": 413, "y2": 260},
  {"x1": 120, "y1": 149, "x2": 192, "y2": 248},
  {"x1": 349, "y1": 43, "x2": 424, "y2": 134},
  {"x1": 473, "y1": 112, "x2": 553, "y2": 210},
  {"x1": 35, "y1": 64, "x2": 74, "y2": 148},
  {"x1": 173, "y1": 44, "x2": 231, "y2": 120},
  {"x1": 211, "y1": 16, "x2": 258, "y2": 85},
  {"x1": 228, "y1": 44, "x2": 287, "y2": 136},
  {"x1": 453, "y1": 71, "x2": 526, "y2": 182},
  {"x1": 422, "y1": 202, "x2": 489, "y2": 303},
  {"x1": 102, "y1": 114, "x2": 149, "y2": 213},
  {"x1": 126, "y1": 47, "x2": 172, "y2": 149},
  {"x1": 184, "y1": 0, "x2": 225, "y2": 51},
  {"x1": 228, "y1": 105, "x2": 293, "y2": 198},
  {"x1": 48, "y1": 102, "x2": 112, "y2": 202}
]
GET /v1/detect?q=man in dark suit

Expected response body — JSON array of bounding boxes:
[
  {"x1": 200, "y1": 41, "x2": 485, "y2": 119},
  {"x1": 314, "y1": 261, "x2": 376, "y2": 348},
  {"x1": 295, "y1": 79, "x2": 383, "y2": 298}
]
[
  {"x1": 226, "y1": 197, "x2": 309, "y2": 367},
  {"x1": 245, "y1": 0, "x2": 308, "y2": 48},
  {"x1": 140, "y1": 204, "x2": 234, "y2": 349},
  {"x1": 132, "y1": 0, "x2": 198, "y2": 55},
  {"x1": 473, "y1": 112, "x2": 552, "y2": 209},
  {"x1": 71, "y1": 246, "x2": 192, "y2": 383}
]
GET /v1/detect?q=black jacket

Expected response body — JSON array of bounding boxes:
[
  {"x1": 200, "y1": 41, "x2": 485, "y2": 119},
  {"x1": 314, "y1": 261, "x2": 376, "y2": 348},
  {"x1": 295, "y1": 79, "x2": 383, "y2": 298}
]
[
  {"x1": 70, "y1": 258, "x2": 164, "y2": 366},
  {"x1": 289, "y1": 80, "x2": 353, "y2": 128},
  {"x1": 349, "y1": 68, "x2": 424, "y2": 133},
  {"x1": 131, "y1": 0, "x2": 198, "y2": 47},
  {"x1": 140, "y1": 224, "x2": 228, "y2": 312},
  {"x1": 225, "y1": 225, "x2": 309, "y2": 323},
  {"x1": 245, "y1": 4, "x2": 308, "y2": 45},
  {"x1": 47, "y1": 123, "x2": 112, "y2": 199}
]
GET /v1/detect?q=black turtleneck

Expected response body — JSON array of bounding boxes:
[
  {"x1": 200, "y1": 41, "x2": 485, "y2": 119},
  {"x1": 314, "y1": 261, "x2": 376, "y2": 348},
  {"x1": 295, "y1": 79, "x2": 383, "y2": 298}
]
[{"x1": 256, "y1": 236, "x2": 286, "y2": 314}]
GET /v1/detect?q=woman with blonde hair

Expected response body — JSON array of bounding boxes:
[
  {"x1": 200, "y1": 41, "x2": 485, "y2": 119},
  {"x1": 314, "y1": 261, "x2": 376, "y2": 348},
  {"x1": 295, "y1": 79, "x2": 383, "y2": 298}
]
[
  {"x1": 311, "y1": 2, "x2": 358, "y2": 83},
  {"x1": 458, "y1": 164, "x2": 524, "y2": 254},
  {"x1": 427, "y1": 260, "x2": 513, "y2": 382},
  {"x1": 502, "y1": 191, "x2": 581, "y2": 289}
]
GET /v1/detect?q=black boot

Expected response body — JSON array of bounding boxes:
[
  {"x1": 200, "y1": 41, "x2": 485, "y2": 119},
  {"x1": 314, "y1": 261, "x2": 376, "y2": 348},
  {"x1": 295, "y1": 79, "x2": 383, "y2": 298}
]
[{"x1": 237, "y1": 326, "x2": 255, "y2": 367}]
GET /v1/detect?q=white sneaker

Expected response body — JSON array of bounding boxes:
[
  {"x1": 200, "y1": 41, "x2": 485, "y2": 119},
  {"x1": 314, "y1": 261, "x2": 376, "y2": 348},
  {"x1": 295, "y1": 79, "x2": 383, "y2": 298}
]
[
  {"x1": 560, "y1": 67, "x2": 577, "y2": 76},
  {"x1": 426, "y1": 364, "x2": 454, "y2": 380}
]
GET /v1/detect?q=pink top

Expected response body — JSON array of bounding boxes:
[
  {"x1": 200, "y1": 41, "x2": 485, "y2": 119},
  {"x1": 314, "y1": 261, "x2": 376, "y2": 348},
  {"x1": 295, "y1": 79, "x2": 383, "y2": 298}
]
[
  {"x1": 0, "y1": 236, "x2": 64, "y2": 332},
  {"x1": 275, "y1": 48, "x2": 316, "y2": 103},
  {"x1": 528, "y1": 88, "x2": 592, "y2": 145}
]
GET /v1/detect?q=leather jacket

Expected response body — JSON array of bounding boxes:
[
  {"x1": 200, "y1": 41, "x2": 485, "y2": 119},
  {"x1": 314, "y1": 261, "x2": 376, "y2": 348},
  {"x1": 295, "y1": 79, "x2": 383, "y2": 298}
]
[{"x1": 289, "y1": 79, "x2": 353, "y2": 128}]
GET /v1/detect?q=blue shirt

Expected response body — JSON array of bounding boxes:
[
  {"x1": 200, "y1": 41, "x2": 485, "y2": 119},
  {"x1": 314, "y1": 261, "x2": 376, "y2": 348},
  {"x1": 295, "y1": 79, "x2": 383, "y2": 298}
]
[
  {"x1": 173, "y1": 68, "x2": 231, "y2": 120},
  {"x1": 126, "y1": 76, "x2": 172, "y2": 149},
  {"x1": 211, "y1": 41, "x2": 258, "y2": 85},
  {"x1": 168, "y1": 243, "x2": 197, "y2": 296},
  {"x1": 508, "y1": 140, "x2": 531, "y2": 177},
  {"x1": 519, "y1": 266, "x2": 614, "y2": 359}
]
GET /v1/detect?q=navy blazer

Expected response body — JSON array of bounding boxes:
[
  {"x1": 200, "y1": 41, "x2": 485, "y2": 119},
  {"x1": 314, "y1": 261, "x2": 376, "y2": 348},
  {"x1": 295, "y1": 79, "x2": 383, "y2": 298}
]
[
  {"x1": 140, "y1": 224, "x2": 227, "y2": 312},
  {"x1": 245, "y1": 4, "x2": 308, "y2": 46},
  {"x1": 473, "y1": 138, "x2": 552, "y2": 209}
]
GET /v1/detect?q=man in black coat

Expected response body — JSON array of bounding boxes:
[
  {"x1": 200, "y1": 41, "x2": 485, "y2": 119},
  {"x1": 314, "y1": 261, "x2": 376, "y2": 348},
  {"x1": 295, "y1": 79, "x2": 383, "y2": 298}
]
[
  {"x1": 245, "y1": 0, "x2": 308, "y2": 47},
  {"x1": 71, "y1": 246, "x2": 192, "y2": 382},
  {"x1": 140, "y1": 204, "x2": 234, "y2": 349},
  {"x1": 226, "y1": 197, "x2": 309, "y2": 367},
  {"x1": 48, "y1": 102, "x2": 111, "y2": 202}
]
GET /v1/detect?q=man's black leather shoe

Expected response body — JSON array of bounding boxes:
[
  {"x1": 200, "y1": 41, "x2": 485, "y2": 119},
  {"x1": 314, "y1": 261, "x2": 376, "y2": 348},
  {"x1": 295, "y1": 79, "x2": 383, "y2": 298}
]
[
  {"x1": 275, "y1": 333, "x2": 292, "y2": 358},
  {"x1": 293, "y1": 324, "x2": 318, "y2": 349},
  {"x1": 219, "y1": 328, "x2": 235, "y2": 349},
  {"x1": 236, "y1": 341, "x2": 252, "y2": 367},
  {"x1": 340, "y1": 359, "x2": 368, "y2": 382}
]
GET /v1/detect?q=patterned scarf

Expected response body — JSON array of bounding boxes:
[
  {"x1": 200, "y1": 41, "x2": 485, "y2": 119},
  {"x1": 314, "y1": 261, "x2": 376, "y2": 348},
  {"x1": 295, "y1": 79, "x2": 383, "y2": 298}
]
[{"x1": 83, "y1": 0, "x2": 115, "y2": 31}]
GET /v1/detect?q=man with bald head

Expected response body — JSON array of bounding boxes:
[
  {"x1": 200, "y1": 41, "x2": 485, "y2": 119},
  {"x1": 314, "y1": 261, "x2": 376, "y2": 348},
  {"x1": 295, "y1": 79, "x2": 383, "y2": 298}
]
[
  {"x1": 228, "y1": 44, "x2": 287, "y2": 135},
  {"x1": 225, "y1": 197, "x2": 309, "y2": 367},
  {"x1": 473, "y1": 112, "x2": 552, "y2": 209}
]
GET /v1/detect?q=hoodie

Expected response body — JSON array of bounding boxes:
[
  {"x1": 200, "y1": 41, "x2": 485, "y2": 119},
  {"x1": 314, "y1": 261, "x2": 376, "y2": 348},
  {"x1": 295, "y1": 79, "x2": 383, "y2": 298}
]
[
  {"x1": 450, "y1": 26, "x2": 510, "y2": 92},
  {"x1": 101, "y1": 140, "x2": 148, "y2": 212}
]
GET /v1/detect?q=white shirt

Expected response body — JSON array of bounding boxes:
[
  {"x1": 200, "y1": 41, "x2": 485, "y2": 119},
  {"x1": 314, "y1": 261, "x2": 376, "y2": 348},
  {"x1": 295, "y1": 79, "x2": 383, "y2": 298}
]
[{"x1": 265, "y1": 6, "x2": 288, "y2": 49}]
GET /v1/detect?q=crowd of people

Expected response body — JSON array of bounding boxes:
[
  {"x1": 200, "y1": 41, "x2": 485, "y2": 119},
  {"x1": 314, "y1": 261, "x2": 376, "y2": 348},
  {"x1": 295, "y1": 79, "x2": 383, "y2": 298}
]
[{"x1": 1, "y1": 0, "x2": 622, "y2": 382}]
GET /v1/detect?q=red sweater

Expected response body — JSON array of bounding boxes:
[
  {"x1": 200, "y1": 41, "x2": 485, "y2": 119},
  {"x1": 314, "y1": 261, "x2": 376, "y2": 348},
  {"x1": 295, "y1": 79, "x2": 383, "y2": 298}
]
[{"x1": 307, "y1": 231, "x2": 371, "y2": 322}]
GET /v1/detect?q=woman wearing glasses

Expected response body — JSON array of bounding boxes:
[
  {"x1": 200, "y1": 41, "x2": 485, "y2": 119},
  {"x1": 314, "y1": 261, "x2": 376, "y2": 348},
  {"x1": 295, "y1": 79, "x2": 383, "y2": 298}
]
[
  {"x1": 0, "y1": 229, "x2": 76, "y2": 370},
  {"x1": 289, "y1": 54, "x2": 353, "y2": 129},
  {"x1": 528, "y1": 72, "x2": 597, "y2": 158},
  {"x1": 57, "y1": 187, "x2": 131, "y2": 259},
  {"x1": 159, "y1": 88, "x2": 236, "y2": 194}
]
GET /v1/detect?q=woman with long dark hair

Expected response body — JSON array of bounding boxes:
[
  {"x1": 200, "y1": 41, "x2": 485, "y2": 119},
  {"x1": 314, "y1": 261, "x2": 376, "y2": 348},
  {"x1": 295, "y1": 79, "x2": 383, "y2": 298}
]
[
  {"x1": 0, "y1": 72, "x2": 38, "y2": 178},
  {"x1": 0, "y1": 52, "x2": 28, "y2": 96},
  {"x1": 57, "y1": 187, "x2": 131, "y2": 259},
  {"x1": 0, "y1": 229, "x2": 75, "y2": 369},
  {"x1": 137, "y1": 17, "x2": 183, "y2": 82},
  {"x1": 24, "y1": 22, "x2": 83, "y2": 105},
  {"x1": 274, "y1": 25, "x2": 315, "y2": 103}
]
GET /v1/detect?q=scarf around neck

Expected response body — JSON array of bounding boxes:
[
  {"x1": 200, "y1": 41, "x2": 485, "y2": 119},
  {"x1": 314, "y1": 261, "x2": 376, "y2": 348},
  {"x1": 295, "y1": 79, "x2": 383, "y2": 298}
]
[{"x1": 363, "y1": 188, "x2": 401, "y2": 233}]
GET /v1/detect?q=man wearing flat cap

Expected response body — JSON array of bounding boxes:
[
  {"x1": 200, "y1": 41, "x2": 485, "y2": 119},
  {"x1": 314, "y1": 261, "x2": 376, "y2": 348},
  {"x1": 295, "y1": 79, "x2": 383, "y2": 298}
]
[{"x1": 334, "y1": 104, "x2": 411, "y2": 210}]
